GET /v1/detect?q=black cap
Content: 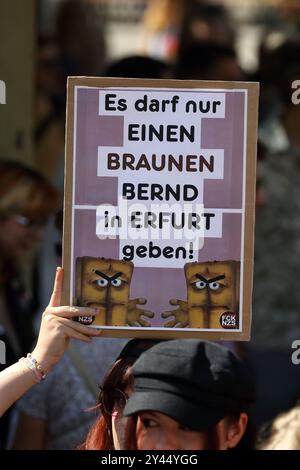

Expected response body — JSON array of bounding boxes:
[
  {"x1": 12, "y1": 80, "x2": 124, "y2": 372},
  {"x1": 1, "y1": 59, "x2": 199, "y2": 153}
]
[
  {"x1": 124, "y1": 339, "x2": 255, "y2": 431},
  {"x1": 116, "y1": 338, "x2": 165, "y2": 361}
]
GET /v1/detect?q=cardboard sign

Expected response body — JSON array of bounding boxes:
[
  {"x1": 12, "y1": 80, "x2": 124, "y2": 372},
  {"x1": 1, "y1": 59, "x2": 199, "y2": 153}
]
[{"x1": 62, "y1": 77, "x2": 258, "y2": 340}]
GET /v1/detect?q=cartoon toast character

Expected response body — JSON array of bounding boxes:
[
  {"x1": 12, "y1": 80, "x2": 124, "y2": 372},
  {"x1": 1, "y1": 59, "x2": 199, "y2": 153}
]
[
  {"x1": 75, "y1": 257, "x2": 154, "y2": 327},
  {"x1": 162, "y1": 260, "x2": 240, "y2": 329}
]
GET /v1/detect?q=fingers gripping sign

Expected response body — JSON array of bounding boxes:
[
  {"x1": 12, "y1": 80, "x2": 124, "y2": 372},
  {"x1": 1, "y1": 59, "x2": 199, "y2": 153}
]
[{"x1": 31, "y1": 268, "x2": 102, "y2": 375}]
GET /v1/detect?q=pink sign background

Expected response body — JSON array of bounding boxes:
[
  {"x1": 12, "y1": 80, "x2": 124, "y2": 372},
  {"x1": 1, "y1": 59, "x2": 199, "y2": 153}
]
[{"x1": 72, "y1": 87, "x2": 246, "y2": 327}]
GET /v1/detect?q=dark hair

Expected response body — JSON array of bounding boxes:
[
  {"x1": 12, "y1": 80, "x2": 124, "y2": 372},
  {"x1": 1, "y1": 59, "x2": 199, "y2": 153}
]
[
  {"x1": 175, "y1": 42, "x2": 237, "y2": 80},
  {"x1": 80, "y1": 357, "x2": 134, "y2": 450},
  {"x1": 105, "y1": 55, "x2": 169, "y2": 79},
  {"x1": 80, "y1": 339, "x2": 163, "y2": 450}
]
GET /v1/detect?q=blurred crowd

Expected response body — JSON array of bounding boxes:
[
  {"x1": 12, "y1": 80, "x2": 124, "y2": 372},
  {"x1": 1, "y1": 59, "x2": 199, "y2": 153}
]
[{"x1": 1, "y1": 0, "x2": 300, "y2": 451}]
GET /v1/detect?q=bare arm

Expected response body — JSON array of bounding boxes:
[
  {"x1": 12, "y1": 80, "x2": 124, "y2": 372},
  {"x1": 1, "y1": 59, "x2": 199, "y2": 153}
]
[
  {"x1": 0, "y1": 267, "x2": 102, "y2": 417},
  {"x1": 0, "y1": 362, "x2": 39, "y2": 417}
]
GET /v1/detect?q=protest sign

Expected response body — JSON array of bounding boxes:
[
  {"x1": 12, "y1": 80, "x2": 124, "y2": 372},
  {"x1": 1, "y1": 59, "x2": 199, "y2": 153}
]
[{"x1": 62, "y1": 77, "x2": 258, "y2": 340}]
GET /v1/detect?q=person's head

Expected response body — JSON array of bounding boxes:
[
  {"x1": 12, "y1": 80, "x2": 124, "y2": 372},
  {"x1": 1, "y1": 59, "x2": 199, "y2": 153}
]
[
  {"x1": 81, "y1": 338, "x2": 163, "y2": 450},
  {"x1": 175, "y1": 42, "x2": 244, "y2": 81},
  {"x1": 0, "y1": 160, "x2": 59, "y2": 262},
  {"x1": 259, "y1": 35, "x2": 300, "y2": 109},
  {"x1": 124, "y1": 339, "x2": 255, "y2": 450},
  {"x1": 55, "y1": 0, "x2": 106, "y2": 77},
  {"x1": 105, "y1": 55, "x2": 170, "y2": 80},
  {"x1": 179, "y1": 2, "x2": 235, "y2": 51}
]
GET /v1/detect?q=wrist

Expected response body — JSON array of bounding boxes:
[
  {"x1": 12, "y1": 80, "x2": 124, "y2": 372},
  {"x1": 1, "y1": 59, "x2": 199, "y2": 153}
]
[
  {"x1": 17, "y1": 359, "x2": 39, "y2": 385},
  {"x1": 30, "y1": 348, "x2": 54, "y2": 376},
  {"x1": 19, "y1": 354, "x2": 46, "y2": 383}
]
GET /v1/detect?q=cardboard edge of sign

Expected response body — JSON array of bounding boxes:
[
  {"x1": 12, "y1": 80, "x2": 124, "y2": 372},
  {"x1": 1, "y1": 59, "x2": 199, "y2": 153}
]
[{"x1": 62, "y1": 76, "x2": 259, "y2": 342}]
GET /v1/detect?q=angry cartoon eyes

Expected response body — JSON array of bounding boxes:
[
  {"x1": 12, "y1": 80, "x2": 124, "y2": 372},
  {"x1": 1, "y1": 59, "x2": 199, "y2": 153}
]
[
  {"x1": 195, "y1": 280, "x2": 221, "y2": 290},
  {"x1": 92, "y1": 277, "x2": 122, "y2": 288},
  {"x1": 194, "y1": 273, "x2": 226, "y2": 291},
  {"x1": 195, "y1": 280, "x2": 206, "y2": 289},
  {"x1": 209, "y1": 281, "x2": 220, "y2": 290},
  {"x1": 95, "y1": 278, "x2": 109, "y2": 287}
]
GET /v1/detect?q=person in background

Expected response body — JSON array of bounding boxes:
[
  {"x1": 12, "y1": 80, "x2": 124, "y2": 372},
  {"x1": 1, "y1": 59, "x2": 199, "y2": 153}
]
[
  {"x1": 140, "y1": 0, "x2": 186, "y2": 62},
  {"x1": 55, "y1": 0, "x2": 106, "y2": 79},
  {"x1": 247, "y1": 36, "x2": 300, "y2": 427},
  {"x1": 256, "y1": 402, "x2": 300, "y2": 450},
  {"x1": 174, "y1": 41, "x2": 244, "y2": 81},
  {"x1": 140, "y1": 0, "x2": 235, "y2": 63},
  {"x1": 123, "y1": 340, "x2": 255, "y2": 450},
  {"x1": 105, "y1": 55, "x2": 171, "y2": 80},
  {"x1": 0, "y1": 160, "x2": 59, "y2": 448},
  {"x1": 0, "y1": 160, "x2": 59, "y2": 368},
  {"x1": 178, "y1": 1, "x2": 235, "y2": 53}
]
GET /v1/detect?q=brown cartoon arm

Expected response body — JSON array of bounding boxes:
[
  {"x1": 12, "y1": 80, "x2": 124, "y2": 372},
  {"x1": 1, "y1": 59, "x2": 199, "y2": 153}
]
[
  {"x1": 161, "y1": 299, "x2": 189, "y2": 328},
  {"x1": 127, "y1": 298, "x2": 155, "y2": 327}
]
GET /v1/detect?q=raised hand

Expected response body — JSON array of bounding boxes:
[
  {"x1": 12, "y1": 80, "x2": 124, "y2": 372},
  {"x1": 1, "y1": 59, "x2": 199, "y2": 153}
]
[{"x1": 31, "y1": 267, "x2": 102, "y2": 374}]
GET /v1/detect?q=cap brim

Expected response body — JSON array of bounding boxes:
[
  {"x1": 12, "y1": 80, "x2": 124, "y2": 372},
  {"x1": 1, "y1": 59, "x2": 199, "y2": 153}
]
[{"x1": 124, "y1": 390, "x2": 225, "y2": 432}]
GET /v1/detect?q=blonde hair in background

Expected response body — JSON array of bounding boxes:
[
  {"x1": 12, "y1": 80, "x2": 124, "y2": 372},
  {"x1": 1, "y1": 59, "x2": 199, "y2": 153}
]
[
  {"x1": 0, "y1": 160, "x2": 59, "y2": 219},
  {"x1": 257, "y1": 404, "x2": 300, "y2": 450},
  {"x1": 142, "y1": 0, "x2": 186, "y2": 33}
]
